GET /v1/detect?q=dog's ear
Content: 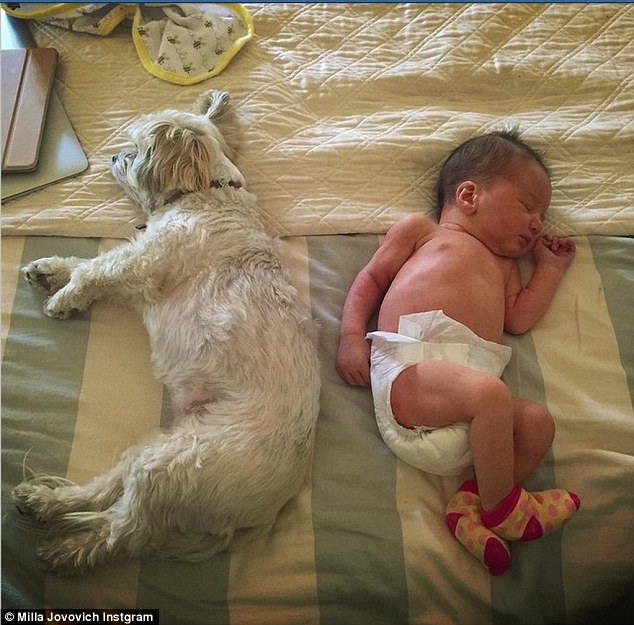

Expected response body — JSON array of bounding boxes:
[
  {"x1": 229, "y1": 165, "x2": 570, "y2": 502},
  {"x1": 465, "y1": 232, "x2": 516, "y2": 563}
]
[
  {"x1": 149, "y1": 123, "x2": 213, "y2": 192},
  {"x1": 194, "y1": 90, "x2": 241, "y2": 160},
  {"x1": 194, "y1": 90, "x2": 230, "y2": 122}
]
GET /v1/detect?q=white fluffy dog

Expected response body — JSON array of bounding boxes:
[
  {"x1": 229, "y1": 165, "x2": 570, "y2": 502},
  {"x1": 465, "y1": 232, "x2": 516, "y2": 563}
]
[{"x1": 13, "y1": 90, "x2": 321, "y2": 575}]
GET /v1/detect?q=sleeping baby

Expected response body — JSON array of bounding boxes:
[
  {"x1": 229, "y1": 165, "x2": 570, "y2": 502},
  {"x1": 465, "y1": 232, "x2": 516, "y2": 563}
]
[{"x1": 336, "y1": 129, "x2": 580, "y2": 575}]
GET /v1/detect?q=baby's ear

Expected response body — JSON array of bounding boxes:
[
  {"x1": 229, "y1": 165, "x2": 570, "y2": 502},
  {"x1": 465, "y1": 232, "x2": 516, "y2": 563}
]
[{"x1": 455, "y1": 181, "x2": 478, "y2": 215}]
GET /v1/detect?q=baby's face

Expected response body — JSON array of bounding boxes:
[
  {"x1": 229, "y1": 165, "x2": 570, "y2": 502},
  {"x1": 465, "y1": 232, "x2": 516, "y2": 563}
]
[{"x1": 477, "y1": 158, "x2": 551, "y2": 258}]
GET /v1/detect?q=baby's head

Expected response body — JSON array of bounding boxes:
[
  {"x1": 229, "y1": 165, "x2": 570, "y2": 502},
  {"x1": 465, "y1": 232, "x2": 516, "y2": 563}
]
[{"x1": 436, "y1": 129, "x2": 550, "y2": 216}]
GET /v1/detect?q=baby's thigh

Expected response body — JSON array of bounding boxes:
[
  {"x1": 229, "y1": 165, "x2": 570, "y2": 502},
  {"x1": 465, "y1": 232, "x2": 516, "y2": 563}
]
[{"x1": 390, "y1": 360, "x2": 508, "y2": 429}]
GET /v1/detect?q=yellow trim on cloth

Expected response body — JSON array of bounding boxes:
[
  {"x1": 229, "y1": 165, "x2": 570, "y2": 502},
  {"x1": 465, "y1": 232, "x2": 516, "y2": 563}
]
[
  {"x1": 1, "y1": 3, "x2": 253, "y2": 84},
  {"x1": 132, "y1": 3, "x2": 254, "y2": 86}
]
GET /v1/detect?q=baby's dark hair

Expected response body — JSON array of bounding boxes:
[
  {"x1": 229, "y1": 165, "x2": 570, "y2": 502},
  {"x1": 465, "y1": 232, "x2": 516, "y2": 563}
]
[{"x1": 435, "y1": 129, "x2": 550, "y2": 213}]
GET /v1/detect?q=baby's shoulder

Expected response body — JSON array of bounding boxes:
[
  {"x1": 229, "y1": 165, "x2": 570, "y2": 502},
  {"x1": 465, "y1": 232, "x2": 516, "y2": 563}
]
[
  {"x1": 398, "y1": 211, "x2": 437, "y2": 228},
  {"x1": 389, "y1": 212, "x2": 438, "y2": 241}
]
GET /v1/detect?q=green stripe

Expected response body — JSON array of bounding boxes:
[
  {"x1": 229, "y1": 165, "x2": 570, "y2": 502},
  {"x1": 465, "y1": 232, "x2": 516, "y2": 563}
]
[
  {"x1": 1, "y1": 236, "x2": 98, "y2": 608},
  {"x1": 308, "y1": 235, "x2": 409, "y2": 625},
  {"x1": 491, "y1": 330, "x2": 566, "y2": 624},
  {"x1": 136, "y1": 390, "x2": 232, "y2": 623},
  {"x1": 589, "y1": 236, "x2": 634, "y2": 405},
  {"x1": 136, "y1": 555, "x2": 231, "y2": 624}
]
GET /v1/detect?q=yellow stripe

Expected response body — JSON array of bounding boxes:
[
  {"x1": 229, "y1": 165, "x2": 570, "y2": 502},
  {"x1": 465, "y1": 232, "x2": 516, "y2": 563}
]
[
  {"x1": 388, "y1": 219, "x2": 486, "y2": 619},
  {"x1": 530, "y1": 237, "x2": 633, "y2": 609},
  {"x1": 45, "y1": 560, "x2": 141, "y2": 609},
  {"x1": 396, "y1": 465, "x2": 492, "y2": 623},
  {"x1": 227, "y1": 236, "x2": 319, "y2": 624},
  {"x1": 1, "y1": 236, "x2": 25, "y2": 359},
  {"x1": 66, "y1": 238, "x2": 163, "y2": 484},
  {"x1": 227, "y1": 471, "x2": 320, "y2": 624},
  {"x1": 531, "y1": 237, "x2": 632, "y2": 460},
  {"x1": 277, "y1": 236, "x2": 311, "y2": 309}
]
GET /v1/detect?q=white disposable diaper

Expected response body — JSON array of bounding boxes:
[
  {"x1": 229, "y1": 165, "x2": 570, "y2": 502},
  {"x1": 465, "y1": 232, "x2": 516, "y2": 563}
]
[{"x1": 366, "y1": 310, "x2": 512, "y2": 476}]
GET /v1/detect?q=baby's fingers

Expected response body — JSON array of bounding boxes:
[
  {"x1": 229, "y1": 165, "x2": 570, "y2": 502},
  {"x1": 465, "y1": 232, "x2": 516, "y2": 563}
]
[
  {"x1": 543, "y1": 236, "x2": 576, "y2": 255},
  {"x1": 553, "y1": 236, "x2": 576, "y2": 256},
  {"x1": 347, "y1": 372, "x2": 368, "y2": 386}
]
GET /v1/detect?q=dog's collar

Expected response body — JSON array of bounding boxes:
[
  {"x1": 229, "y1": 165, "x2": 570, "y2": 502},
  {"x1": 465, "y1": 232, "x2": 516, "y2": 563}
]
[
  {"x1": 164, "y1": 190, "x2": 185, "y2": 206},
  {"x1": 164, "y1": 179, "x2": 243, "y2": 206},
  {"x1": 135, "y1": 179, "x2": 245, "y2": 230},
  {"x1": 210, "y1": 179, "x2": 243, "y2": 190}
]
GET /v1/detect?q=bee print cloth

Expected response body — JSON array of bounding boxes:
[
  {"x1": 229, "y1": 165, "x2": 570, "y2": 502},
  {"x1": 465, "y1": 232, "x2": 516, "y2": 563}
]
[{"x1": 2, "y1": 2, "x2": 253, "y2": 85}]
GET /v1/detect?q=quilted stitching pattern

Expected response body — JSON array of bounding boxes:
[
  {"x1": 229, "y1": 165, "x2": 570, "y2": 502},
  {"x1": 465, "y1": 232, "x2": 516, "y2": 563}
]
[{"x1": 2, "y1": 3, "x2": 633, "y2": 238}]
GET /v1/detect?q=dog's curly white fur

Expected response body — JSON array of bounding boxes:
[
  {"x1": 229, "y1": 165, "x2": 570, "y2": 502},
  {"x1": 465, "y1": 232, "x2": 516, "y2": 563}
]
[{"x1": 14, "y1": 91, "x2": 321, "y2": 575}]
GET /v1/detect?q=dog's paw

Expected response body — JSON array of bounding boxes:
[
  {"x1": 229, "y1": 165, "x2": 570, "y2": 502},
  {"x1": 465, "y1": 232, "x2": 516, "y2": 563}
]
[
  {"x1": 37, "y1": 536, "x2": 88, "y2": 576},
  {"x1": 23, "y1": 258, "x2": 73, "y2": 294},
  {"x1": 13, "y1": 474, "x2": 82, "y2": 524},
  {"x1": 37, "y1": 522, "x2": 113, "y2": 576},
  {"x1": 13, "y1": 482, "x2": 57, "y2": 525},
  {"x1": 43, "y1": 298, "x2": 76, "y2": 320},
  {"x1": 43, "y1": 286, "x2": 87, "y2": 319}
]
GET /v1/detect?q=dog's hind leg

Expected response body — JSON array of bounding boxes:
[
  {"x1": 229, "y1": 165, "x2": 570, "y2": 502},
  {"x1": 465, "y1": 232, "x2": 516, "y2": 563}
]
[
  {"x1": 37, "y1": 511, "x2": 118, "y2": 575},
  {"x1": 38, "y1": 497, "x2": 160, "y2": 576},
  {"x1": 32, "y1": 438, "x2": 192, "y2": 573},
  {"x1": 30, "y1": 458, "x2": 158, "y2": 574},
  {"x1": 14, "y1": 465, "x2": 125, "y2": 526},
  {"x1": 38, "y1": 512, "x2": 232, "y2": 575}
]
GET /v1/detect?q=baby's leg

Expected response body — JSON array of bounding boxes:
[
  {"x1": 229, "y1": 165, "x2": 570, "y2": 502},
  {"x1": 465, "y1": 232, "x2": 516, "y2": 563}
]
[
  {"x1": 512, "y1": 398, "x2": 555, "y2": 485},
  {"x1": 392, "y1": 361, "x2": 518, "y2": 572},
  {"x1": 476, "y1": 397, "x2": 579, "y2": 541},
  {"x1": 392, "y1": 362, "x2": 579, "y2": 566},
  {"x1": 391, "y1": 360, "x2": 517, "y2": 509}
]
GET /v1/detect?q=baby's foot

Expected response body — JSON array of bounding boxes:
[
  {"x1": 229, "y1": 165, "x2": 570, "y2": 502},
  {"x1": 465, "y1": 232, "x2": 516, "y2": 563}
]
[
  {"x1": 481, "y1": 485, "x2": 580, "y2": 542},
  {"x1": 446, "y1": 480, "x2": 511, "y2": 576}
]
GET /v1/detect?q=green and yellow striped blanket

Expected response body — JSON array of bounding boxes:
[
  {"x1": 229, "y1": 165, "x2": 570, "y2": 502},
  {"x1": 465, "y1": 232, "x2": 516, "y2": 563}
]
[{"x1": 2, "y1": 233, "x2": 632, "y2": 623}]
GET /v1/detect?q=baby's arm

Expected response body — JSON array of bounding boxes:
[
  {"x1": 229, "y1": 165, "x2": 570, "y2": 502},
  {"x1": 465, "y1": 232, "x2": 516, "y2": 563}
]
[
  {"x1": 336, "y1": 213, "x2": 433, "y2": 386},
  {"x1": 504, "y1": 235, "x2": 576, "y2": 334}
]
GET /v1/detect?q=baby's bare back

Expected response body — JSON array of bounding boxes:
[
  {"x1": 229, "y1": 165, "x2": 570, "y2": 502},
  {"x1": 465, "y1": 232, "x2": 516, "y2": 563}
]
[{"x1": 377, "y1": 228, "x2": 511, "y2": 343}]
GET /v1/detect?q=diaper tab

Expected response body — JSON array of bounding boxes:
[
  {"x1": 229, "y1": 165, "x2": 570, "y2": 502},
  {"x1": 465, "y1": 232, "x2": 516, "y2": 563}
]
[{"x1": 367, "y1": 311, "x2": 511, "y2": 378}]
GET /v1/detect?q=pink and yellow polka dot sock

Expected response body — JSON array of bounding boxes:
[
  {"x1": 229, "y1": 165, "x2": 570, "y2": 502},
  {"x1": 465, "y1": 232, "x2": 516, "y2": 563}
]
[
  {"x1": 481, "y1": 485, "x2": 580, "y2": 542},
  {"x1": 446, "y1": 480, "x2": 511, "y2": 576}
]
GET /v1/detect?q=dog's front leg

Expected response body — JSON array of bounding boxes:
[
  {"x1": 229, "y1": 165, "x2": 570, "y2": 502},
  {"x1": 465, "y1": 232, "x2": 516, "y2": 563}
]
[
  {"x1": 28, "y1": 239, "x2": 162, "y2": 319},
  {"x1": 23, "y1": 256, "x2": 82, "y2": 295}
]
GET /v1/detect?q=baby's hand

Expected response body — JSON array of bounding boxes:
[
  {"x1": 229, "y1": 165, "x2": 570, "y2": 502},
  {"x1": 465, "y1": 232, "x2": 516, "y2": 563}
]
[
  {"x1": 336, "y1": 336, "x2": 371, "y2": 386},
  {"x1": 533, "y1": 235, "x2": 576, "y2": 272}
]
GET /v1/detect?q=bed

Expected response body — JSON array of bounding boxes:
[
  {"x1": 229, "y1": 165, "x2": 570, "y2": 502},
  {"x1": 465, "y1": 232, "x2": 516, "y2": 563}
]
[{"x1": 2, "y1": 4, "x2": 633, "y2": 624}]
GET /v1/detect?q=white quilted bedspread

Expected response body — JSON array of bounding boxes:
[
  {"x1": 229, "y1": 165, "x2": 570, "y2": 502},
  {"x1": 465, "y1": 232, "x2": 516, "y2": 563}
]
[{"x1": 2, "y1": 3, "x2": 633, "y2": 238}]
